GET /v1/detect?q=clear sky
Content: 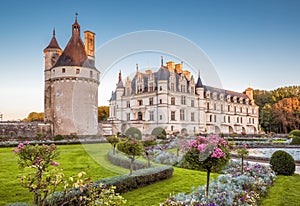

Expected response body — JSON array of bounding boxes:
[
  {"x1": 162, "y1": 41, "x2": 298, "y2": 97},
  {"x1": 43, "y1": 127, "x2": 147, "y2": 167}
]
[{"x1": 0, "y1": 0, "x2": 299, "y2": 120}]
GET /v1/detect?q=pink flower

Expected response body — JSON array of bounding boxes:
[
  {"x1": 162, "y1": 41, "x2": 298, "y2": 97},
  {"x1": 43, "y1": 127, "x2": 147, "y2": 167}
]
[
  {"x1": 51, "y1": 161, "x2": 59, "y2": 166},
  {"x1": 197, "y1": 144, "x2": 208, "y2": 152},
  {"x1": 211, "y1": 147, "x2": 225, "y2": 158},
  {"x1": 197, "y1": 136, "x2": 206, "y2": 143},
  {"x1": 189, "y1": 140, "x2": 198, "y2": 148}
]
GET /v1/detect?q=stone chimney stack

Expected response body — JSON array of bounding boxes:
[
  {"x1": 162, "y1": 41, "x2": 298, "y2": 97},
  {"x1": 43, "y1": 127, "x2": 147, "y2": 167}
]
[{"x1": 84, "y1": 31, "x2": 95, "y2": 59}]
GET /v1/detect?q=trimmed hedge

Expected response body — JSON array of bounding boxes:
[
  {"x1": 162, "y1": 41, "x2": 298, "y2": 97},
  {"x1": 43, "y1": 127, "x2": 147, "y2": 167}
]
[
  {"x1": 125, "y1": 127, "x2": 142, "y2": 140},
  {"x1": 288, "y1": 130, "x2": 300, "y2": 138},
  {"x1": 97, "y1": 165, "x2": 174, "y2": 193},
  {"x1": 291, "y1": 137, "x2": 300, "y2": 145},
  {"x1": 107, "y1": 150, "x2": 148, "y2": 170},
  {"x1": 270, "y1": 150, "x2": 295, "y2": 176}
]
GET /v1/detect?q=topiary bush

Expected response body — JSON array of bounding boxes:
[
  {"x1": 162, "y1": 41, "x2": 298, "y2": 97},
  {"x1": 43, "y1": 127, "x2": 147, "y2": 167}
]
[
  {"x1": 270, "y1": 150, "x2": 295, "y2": 176},
  {"x1": 151, "y1": 127, "x2": 166, "y2": 139},
  {"x1": 125, "y1": 127, "x2": 142, "y2": 140},
  {"x1": 53, "y1": 134, "x2": 64, "y2": 141},
  {"x1": 291, "y1": 137, "x2": 300, "y2": 145},
  {"x1": 288, "y1": 130, "x2": 300, "y2": 138}
]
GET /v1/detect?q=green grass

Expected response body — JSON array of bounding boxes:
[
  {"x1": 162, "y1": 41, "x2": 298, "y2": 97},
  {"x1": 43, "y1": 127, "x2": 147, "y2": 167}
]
[
  {"x1": 260, "y1": 174, "x2": 300, "y2": 206},
  {"x1": 123, "y1": 167, "x2": 218, "y2": 206},
  {"x1": 0, "y1": 143, "x2": 127, "y2": 206},
  {"x1": 1, "y1": 143, "x2": 300, "y2": 206}
]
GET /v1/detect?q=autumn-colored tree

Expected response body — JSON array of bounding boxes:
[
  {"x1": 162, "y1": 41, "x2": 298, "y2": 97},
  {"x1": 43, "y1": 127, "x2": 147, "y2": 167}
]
[
  {"x1": 272, "y1": 97, "x2": 300, "y2": 133},
  {"x1": 23, "y1": 112, "x2": 44, "y2": 122},
  {"x1": 98, "y1": 106, "x2": 109, "y2": 122}
]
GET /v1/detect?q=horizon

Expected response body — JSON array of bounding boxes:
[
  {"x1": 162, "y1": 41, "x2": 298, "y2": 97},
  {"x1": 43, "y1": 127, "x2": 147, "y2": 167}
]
[{"x1": 0, "y1": 0, "x2": 299, "y2": 121}]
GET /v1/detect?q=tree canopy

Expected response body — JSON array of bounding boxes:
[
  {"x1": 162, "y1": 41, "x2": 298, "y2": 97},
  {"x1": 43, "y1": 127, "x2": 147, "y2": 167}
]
[{"x1": 23, "y1": 112, "x2": 44, "y2": 122}]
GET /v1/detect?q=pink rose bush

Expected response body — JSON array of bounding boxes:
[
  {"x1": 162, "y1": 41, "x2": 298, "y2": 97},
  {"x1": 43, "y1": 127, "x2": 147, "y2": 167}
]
[{"x1": 181, "y1": 135, "x2": 230, "y2": 197}]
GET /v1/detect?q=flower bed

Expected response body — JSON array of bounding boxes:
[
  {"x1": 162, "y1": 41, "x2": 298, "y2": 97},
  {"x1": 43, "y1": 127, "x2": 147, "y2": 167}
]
[{"x1": 161, "y1": 160, "x2": 276, "y2": 206}]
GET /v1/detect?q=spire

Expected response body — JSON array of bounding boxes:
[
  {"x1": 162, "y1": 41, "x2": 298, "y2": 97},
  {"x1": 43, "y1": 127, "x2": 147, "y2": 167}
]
[
  {"x1": 136, "y1": 63, "x2": 138, "y2": 73},
  {"x1": 195, "y1": 69, "x2": 203, "y2": 88},
  {"x1": 75, "y1": 12, "x2": 78, "y2": 22},
  {"x1": 161, "y1": 56, "x2": 164, "y2": 67},
  {"x1": 72, "y1": 12, "x2": 80, "y2": 35},
  {"x1": 116, "y1": 70, "x2": 124, "y2": 88},
  {"x1": 44, "y1": 29, "x2": 61, "y2": 51}
]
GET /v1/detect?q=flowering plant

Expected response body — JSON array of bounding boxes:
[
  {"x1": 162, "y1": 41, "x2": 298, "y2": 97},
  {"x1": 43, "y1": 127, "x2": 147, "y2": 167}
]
[
  {"x1": 13, "y1": 142, "x2": 63, "y2": 205},
  {"x1": 181, "y1": 135, "x2": 230, "y2": 196}
]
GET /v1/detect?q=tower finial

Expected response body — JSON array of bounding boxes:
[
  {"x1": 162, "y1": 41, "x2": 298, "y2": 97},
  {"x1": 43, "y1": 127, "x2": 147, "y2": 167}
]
[
  {"x1": 198, "y1": 69, "x2": 200, "y2": 78},
  {"x1": 75, "y1": 12, "x2": 78, "y2": 22},
  {"x1": 53, "y1": 28, "x2": 56, "y2": 36},
  {"x1": 161, "y1": 56, "x2": 163, "y2": 67},
  {"x1": 136, "y1": 64, "x2": 138, "y2": 73},
  {"x1": 118, "y1": 70, "x2": 122, "y2": 82}
]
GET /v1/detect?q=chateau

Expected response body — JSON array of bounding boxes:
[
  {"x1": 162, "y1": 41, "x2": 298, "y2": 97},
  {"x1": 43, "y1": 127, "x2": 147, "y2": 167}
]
[
  {"x1": 43, "y1": 16, "x2": 100, "y2": 135},
  {"x1": 108, "y1": 59, "x2": 259, "y2": 136}
]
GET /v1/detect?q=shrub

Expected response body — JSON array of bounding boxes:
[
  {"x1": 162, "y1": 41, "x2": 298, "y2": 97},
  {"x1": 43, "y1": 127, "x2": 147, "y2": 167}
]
[
  {"x1": 151, "y1": 127, "x2": 166, "y2": 139},
  {"x1": 288, "y1": 130, "x2": 300, "y2": 138},
  {"x1": 6, "y1": 203, "x2": 30, "y2": 206},
  {"x1": 54, "y1": 134, "x2": 64, "y2": 141},
  {"x1": 270, "y1": 150, "x2": 295, "y2": 175},
  {"x1": 106, "y1": 136, "x2": 120, "y2": 154},
  {"x1": 125, "y1": 127, "x2": 142, "y2": 140},
  {"x1": 107, "y1": 150, "x2": 147, "y2": 170},
  {"x1": 291, "y1": 137, "x2": 300, "y2": 145}
]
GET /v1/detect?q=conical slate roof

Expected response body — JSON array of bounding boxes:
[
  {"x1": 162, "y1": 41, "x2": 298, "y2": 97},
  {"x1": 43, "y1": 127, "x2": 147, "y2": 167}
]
[
  {"x1": 44, "y1": 30, "x2": 61, "y2": 51},
  {"x1": 54, "y1": 20, "x2": 95, "y2": 69}
]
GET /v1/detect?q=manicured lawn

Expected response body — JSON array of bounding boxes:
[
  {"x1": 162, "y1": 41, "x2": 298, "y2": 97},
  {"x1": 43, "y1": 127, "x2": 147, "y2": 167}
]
[
  {"x1": 1, "y1": 143, "x2": 300, "y2": 206},
  {"x1": 260, "y1": 174, "x2": 300, "y2": 206},
  {"x1": 0, "y1": 143, "x2": 127, "y2": 205}
]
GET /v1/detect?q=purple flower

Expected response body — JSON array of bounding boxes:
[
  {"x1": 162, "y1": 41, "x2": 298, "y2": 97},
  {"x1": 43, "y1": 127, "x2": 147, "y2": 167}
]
[{"x1": 51, "y1": 161, "x2": 59, "y2": 166}]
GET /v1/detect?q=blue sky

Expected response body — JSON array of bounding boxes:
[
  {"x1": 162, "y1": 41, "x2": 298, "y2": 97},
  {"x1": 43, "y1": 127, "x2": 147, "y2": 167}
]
[{"x1": 0, "y1": 0, "x2": 299, "y2": 120}]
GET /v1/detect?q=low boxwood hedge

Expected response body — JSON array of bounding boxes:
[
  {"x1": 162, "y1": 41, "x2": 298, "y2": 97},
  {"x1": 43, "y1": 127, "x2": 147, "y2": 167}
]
[{"x1": 107, "y1": 150, "x2": 148, "y2": 170}]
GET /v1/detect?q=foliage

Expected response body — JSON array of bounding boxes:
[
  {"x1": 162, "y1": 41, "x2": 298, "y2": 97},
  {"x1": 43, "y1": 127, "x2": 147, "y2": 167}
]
[
  {"x1": 98, "y1": 106, "x2": 109, "y2": 122},
  {"x1": 23, "y1": 112, "x2": 44, "y2": 122},
  {"x1": 253, "y1": 86, "x2": 300, "y2": 133},
  {"x1": 107, "y1": 150, "x2": 147, "y2": 170},
  {"x1": 153, "y1": 151, "x2": 181, "y2": 166},
  {"x1": 53, "y1": 134, "x2": 64, "y2": 141},
  {"x1": 161, "y1": 161, "x2": 276, "y2": 206},
  {"x1": 125, "y1": 127, "x2": 142, "y2": 140},
  {"x1": 180, "y1": 135, "x2": 230, "y2": 197},
  {"x1": 270, "y1": 150, "x2": 295, "y2": 176},
  {"x1": 151, "y1": 127, "x2": 167, "y2": 139},
  {"x1": 47, "y1": 172, "x2": 126, "y2": 206},
  {"x1": 288, "y1": 129, "x2": 300, "y2": 138},
  {"x1": 117, "y1": 138, "x2": 144, "y2": 175},
  {"x1": 106, "y1": 136, "x2": 120, "y2": 155},
  {"x1": 290, "y1": 137, "x2": 300, "y2": 145},
  {"x1": 13, "y1": 142, "x2": 62, "y2": 205},
  {"x1": 142, "y1": 137, "x2": 157, "y2": 167},
  {"x1": 99, "y1": 166, "x2": 174, "y2": 194}
]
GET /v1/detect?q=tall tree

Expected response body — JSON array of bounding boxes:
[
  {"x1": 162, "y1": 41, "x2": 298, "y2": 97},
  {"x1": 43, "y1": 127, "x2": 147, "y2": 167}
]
[{"x1": 23, "y1": 112, "x2": 44, "y2": 122}]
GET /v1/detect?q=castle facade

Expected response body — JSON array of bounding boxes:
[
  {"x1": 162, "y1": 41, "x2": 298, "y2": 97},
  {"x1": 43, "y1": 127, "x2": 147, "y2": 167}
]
[{"x1": 108, "y1": 59, "x2": 259, "y2": 136}]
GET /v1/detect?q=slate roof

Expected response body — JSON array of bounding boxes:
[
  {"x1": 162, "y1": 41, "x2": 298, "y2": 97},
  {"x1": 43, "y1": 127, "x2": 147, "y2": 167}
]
[
  {"x1": 44, "y1": 30, "x2": 61, "y2": 51},
  {"x1": 53, "y1": 20, "x2": 95, "y2": 69}
]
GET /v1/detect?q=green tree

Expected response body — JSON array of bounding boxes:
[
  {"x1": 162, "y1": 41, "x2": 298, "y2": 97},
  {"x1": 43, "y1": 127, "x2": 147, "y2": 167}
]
[
  {"x1": 117, "y1": 138, "x2": 143, "y2": 175},
  {"x1": 98, "y1": 106, "x2": 109, "y2": 122},
  {"x1": 106, "y1": 136, "x2": 120, "y2": 155}
]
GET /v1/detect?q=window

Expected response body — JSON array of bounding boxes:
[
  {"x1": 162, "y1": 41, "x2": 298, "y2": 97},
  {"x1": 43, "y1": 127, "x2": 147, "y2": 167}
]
[
  {"x1": 207, "y1": 102, "x2": 210, "y2": 110},
  {"x1": 221, "y1": 104, "x2": 223, "y2": 112},
  {"x1": 191, "y1": 112, "x2": 195, "y2": 122},
  {"x1": 160, "y1": 86, "x2": 162, "y2": 91},
  {"x1": 171, "y1": 125, "x2": 174, "y2": 131},
  {"x1": 237, "y1": 117, "x2": 239, "y2": 123},
  {"x1": 181, "y1": 96, "x2": 186, "y2": 105},
  {"x1": 149, "y1": 83, "x2": 154, "y2": 92},
  {"x1": 149, "y1": 98, "x2": 153, "y2": 106},
  {"x1": 252, "y1": 118, "x2": 254, "y2": 124},
  {"x1": 252, "y1": 108, "x2": 254, "y2": 114},
  {"x1": 138, "y1": 100, "x2": 143, "y2": 106},
  {"x1": 228, "y1": 116, "x2": 230, "y2": 123},
  {"x1": 246, "y1": 108, "x2": 249, "y2": 114},
  {"x1": 241, "y1": 117, "x2": 243, "y2": 123},
  {"x1": 234, "y1": 106, "x2": 237, "y2": 114},
  {"x1": 62, "y1": 68, "x2": 65, "y2": 73},
  {"x1": 171, "y1": 111, "x2": 176, "y2": 121},
  {"x1": 180, "y1": 109, "x2": 185, "y2": 121},
  {"x1": 160, "y1": 115, "x2": 162, "y2": 120},
  {"x1": 214, "y1": 103, "x2": 216, "y2": 110},
  {"x1": 240, "y1": 107, "x2": 242, "y2": 113},
  {"x1": 126, "y1": 113, "x2": 130, "y2": 121},
  {"x1": 214, "y1": 115, "x2": 216, "y2": 122},
  {"x1": 181, "y1": 85, "x2": 185, "y2": 92},
  {"x1": 228, "y1": 105, "x2": 230, "y2": 112},
  {"x1": 149, "y1": 111, "x2": 154, "y2": 121},
  {"x1": 138, "y1": 112, "x2": 143, "y2": 120},
  {"x1": 137, "y1": 85, "x2": 143, "y2": 93},
  {"x1": 76, "y1": 69, "x2": 80, "y2": 74},
  {"x1": 191, "y1": 100, "x2": 194, "y2": 107},
  {"x1": 209, "y1": 115, "x2": 212, "y2": 122},
  {"x1": 159, "y1": 99, "x2": 162, "y2": 104},
  {"x1": 90, "y1": 70, "x2": 93, "y2": 78},
  {"x1": 171, "y1": 97, "x2": 175, "y2": 105},
  {"x1": 224, "y1": 116, "x2": 226, "y2": 123},
  {"x1": 191, "y1": 87, "x2": 195, "y2": 94},
  {"x1": 126, "y1": 101, "x2": 130, "y2": 108}
]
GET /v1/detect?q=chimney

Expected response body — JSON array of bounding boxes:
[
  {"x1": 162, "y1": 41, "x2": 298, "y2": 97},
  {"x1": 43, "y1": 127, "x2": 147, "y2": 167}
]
[
  {"x1": 175, "y1": 63, "x2": 183, "y2": 74},
  {"x1": 84, "y1": 31, "x2": 95, "y2": 59},
  {"x1": 245, "y1": 88, "x2": 254, "y2": 100},
  {"x1": 166, "y1": 61, "x2": 175, "y2": 72},
  {"x1": 183, "y1": 70, "x2": 191, "y2": 80}
]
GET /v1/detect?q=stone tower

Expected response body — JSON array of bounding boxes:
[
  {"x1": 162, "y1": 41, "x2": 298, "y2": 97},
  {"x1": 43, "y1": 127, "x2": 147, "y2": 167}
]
[{"x1": 44, "y1": 17, "x2": 100, "y2": 136}]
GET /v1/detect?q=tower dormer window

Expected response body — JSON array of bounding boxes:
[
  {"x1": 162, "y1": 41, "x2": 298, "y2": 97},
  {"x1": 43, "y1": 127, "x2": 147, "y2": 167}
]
[
  {"x1": 62, "y1": 68, "x2": 65, "y2": 73},
  {"x1": 76, "y1": 69, "x2": 80, "y2": 74}
]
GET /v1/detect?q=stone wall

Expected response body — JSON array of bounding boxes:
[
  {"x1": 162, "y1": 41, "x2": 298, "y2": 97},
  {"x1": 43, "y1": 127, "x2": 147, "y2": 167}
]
[{"x1": 0, "y1": 122, "x2": 51, "y2": 138}]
